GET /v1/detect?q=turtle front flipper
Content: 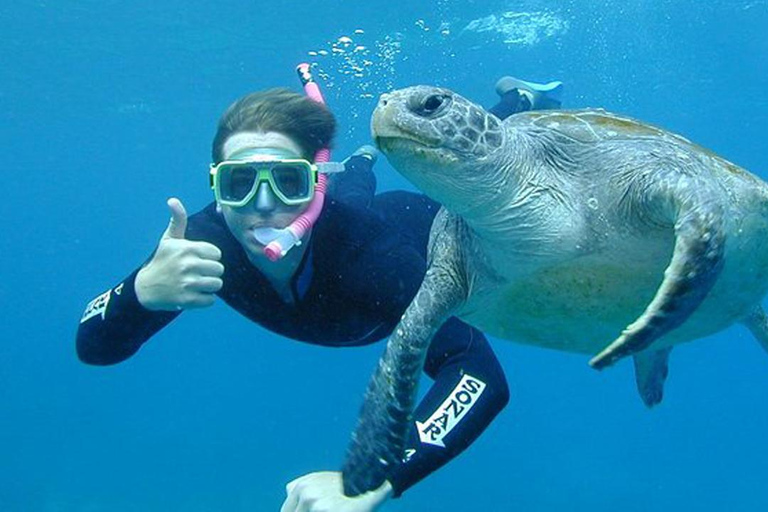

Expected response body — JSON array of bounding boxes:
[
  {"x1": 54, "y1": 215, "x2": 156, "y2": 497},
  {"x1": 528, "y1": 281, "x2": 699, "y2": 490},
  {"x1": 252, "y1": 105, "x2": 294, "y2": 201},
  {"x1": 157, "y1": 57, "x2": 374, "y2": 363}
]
[
  {"x1": 633, "y1": 347, "x2": 672, "y2": 407},
  {"x1": 342, "y1": 210, "x2": 468, "y2": 495},
  {"x1": 590, "y1": 178, "x2": 726, "y2": 369},
  {"x1": 741, "y1": 305, "x2": 768, "y2": 355}
]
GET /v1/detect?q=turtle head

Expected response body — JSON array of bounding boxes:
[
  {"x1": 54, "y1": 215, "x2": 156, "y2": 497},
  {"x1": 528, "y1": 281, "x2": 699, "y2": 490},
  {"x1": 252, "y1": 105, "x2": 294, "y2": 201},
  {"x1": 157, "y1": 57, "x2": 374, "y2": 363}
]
[{"x1": 371, "y1": 86, "x2": 505, "y2": 212}]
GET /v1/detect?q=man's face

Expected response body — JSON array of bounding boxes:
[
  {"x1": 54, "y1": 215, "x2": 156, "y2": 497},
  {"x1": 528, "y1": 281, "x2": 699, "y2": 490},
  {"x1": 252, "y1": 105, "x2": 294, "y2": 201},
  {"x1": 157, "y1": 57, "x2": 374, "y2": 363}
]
[{"x1": 217, "y1": 131, "x2": 311, "y2": 261}]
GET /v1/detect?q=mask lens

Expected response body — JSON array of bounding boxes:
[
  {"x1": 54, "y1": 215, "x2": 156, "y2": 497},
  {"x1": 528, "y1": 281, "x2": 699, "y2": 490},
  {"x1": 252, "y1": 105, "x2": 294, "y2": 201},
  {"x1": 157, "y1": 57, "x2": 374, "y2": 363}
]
[
  {"x1": 220, "y1": 164, "x2": 257, "y2": 202},
  {"x1": 272, "y1": 164, "x2": 310, "y2": 201}
]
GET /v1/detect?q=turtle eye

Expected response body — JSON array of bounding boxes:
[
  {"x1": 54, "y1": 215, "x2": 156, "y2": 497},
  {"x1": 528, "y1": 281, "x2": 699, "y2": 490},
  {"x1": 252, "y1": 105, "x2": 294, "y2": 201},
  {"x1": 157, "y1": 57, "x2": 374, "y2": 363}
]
[{"x1": 412, "y1": 94, "x2": 451, "y2": 117}]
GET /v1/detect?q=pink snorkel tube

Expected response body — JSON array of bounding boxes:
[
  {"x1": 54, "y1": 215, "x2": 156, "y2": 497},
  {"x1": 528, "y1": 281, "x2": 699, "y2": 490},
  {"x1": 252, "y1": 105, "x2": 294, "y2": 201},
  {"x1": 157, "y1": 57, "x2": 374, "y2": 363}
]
[{"x1": 263, "y1": 63, "x2": 331, "y2": 261}]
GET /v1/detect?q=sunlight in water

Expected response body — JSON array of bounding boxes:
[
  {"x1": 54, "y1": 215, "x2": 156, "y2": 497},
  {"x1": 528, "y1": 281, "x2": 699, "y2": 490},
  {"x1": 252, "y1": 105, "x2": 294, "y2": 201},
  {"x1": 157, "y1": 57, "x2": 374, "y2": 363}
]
[
  {"x1": 464, "y1": 10, "x2": 569, "y2": 46},
  {"x1": 302, "y1": 3, "x2": 570, "y2": 137}
]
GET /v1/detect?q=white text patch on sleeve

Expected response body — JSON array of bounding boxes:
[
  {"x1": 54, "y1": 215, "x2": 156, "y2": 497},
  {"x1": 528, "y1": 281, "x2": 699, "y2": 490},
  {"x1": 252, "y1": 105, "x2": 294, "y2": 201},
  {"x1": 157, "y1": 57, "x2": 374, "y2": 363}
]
[
  {"x1": 80, "y1": 289, "x2": 112, "y2": 324},
  {"x1": 416, "y1": 374, "x2": 486, "y2": 448}
]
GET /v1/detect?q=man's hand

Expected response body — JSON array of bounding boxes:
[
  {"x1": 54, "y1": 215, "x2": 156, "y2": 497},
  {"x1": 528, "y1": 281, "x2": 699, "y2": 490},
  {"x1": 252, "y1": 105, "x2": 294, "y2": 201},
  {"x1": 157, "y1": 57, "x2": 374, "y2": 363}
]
[
  {"x1": 280, "y1": 471, "x2": 392, "y2": 512},
  {"x1": 135, "y1": 198, "x2": 224, "y2": 311}
]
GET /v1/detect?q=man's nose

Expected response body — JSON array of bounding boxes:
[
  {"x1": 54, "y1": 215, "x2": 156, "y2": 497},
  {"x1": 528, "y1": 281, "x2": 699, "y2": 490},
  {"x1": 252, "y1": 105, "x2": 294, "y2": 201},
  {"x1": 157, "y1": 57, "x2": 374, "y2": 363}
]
[{"x1": 252, "y1": 181, "x2": 277, "y2": 213}]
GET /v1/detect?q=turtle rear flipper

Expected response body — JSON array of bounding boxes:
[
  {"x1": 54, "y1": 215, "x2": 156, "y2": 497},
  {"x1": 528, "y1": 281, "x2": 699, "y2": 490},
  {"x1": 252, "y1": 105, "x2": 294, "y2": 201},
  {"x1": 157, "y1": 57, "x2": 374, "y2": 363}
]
[
  {"x1": 590, "y1": 176, "x2": 726, "y2": 369},
  {"x1": 633, "y1": 347, "x2": 673, "y2": 408},
  {"x1": 741, "y1": 306, "x2": 768, "y2": 355}
]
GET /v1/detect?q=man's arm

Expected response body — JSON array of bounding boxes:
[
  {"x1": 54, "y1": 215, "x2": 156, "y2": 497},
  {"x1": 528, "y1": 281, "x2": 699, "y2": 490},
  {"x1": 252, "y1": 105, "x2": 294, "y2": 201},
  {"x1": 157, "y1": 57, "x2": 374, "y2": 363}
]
[
  {"x1": 344, "y1": 199, "x2": 509, "y2": 495},
  {"x1": 281, "y1": 196, "x2": 507, "y2": 509},
  {"x1": 385, "y1": 317, "x2": 509, "y2": 496},
  {"x1": 280, "y1": 317, "x2": 508, "y2": 510},
  {"x1": 76, "y1": 269, "x2": 180, "y2": 365},
  {"x1": 76, "y1": 198, "x2": 224, "y2": 365}
]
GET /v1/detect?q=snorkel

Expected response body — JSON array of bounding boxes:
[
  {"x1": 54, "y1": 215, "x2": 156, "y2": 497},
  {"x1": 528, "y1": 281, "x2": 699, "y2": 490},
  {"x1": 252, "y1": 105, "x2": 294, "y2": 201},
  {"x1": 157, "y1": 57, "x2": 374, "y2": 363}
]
[{"x1": 262, "y1": 63, "x2": 331, "y2": 261}]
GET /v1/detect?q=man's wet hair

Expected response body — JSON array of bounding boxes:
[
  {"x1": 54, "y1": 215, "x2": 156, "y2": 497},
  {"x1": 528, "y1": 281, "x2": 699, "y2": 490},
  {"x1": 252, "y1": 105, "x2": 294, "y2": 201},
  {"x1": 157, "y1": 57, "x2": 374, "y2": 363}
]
[{"x1": 212, "y1": 88, "x2": 337, "y2": 163}]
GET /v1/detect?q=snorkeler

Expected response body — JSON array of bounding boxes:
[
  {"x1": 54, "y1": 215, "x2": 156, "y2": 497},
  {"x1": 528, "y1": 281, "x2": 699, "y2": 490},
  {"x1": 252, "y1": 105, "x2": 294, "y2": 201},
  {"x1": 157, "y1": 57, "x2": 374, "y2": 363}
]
[{"x1": 76, "y1": 70, "x2": 562, "y2": 511}]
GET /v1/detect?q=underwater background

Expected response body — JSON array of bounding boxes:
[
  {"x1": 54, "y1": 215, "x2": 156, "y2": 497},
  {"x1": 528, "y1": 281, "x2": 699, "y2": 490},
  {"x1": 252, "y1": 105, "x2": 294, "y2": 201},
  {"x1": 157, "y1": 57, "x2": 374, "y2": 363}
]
[{"x1": 2, "y1": 0, "x2": 767, "y2": 510}]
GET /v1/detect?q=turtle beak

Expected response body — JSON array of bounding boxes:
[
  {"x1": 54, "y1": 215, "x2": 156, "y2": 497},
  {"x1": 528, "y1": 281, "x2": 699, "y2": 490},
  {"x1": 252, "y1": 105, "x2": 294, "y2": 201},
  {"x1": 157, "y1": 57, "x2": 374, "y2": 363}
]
[
  {"x1": 371, "y1": 92, "x2": 440, "y2": 149},
  {"x1": 371, "y1": 93, "x2": 401, "y2": 141}
]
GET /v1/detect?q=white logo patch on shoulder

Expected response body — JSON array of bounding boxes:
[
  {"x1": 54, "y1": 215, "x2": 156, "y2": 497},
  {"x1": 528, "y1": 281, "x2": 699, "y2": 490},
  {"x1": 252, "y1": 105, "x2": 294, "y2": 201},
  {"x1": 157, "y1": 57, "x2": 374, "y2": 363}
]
[
  {"x1": 416, "y1": 374, "x2": 487, "y2": 448},
  {"x1": 80, "y1": 288, "x2": 113, "y2": 324}
]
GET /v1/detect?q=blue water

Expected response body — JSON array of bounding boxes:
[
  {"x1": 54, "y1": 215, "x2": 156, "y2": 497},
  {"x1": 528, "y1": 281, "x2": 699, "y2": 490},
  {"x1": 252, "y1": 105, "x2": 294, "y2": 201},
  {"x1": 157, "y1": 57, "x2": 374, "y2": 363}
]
[{"x1": 2, "y1": 0, "x2": 767, "y2": 510}]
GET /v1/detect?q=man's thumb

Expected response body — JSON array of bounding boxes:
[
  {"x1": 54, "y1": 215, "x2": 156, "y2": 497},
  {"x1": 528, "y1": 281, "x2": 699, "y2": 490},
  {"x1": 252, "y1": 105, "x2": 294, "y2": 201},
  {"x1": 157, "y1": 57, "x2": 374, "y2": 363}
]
[{"x1": 163, "y1": 197, "x2": 188, "y2": 239}]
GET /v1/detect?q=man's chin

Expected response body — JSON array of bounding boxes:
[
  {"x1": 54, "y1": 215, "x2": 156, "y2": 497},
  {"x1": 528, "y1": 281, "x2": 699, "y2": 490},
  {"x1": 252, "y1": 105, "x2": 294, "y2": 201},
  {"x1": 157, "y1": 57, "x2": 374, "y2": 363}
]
[{"x1": 236, "y1": 234, "x2": 265, "y2": 257}]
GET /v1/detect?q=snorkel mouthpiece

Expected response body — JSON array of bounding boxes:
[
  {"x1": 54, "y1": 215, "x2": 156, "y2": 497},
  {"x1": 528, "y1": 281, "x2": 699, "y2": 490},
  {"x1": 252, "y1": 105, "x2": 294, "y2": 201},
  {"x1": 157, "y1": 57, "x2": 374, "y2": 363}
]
[
  {"x1": 264, "y1": 63, "x2": 331, "y2": 261},
  {"x1": 256, "y1": 227, "x2": 301, "y2": 258}
]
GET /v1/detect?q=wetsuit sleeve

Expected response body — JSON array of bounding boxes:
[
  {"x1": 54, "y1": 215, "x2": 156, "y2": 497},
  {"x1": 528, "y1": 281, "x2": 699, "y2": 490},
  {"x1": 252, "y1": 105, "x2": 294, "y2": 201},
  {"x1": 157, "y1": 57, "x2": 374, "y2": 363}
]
[
  {"x1": 76, "y1": 267, "x2": 180, "y2": 365},
  {"x1": 327, "y1": 154, "x2": 377, "y2": 210},
  {"x1": 385, "y1": 317, "x2": 510, "y2": 497},
  {"x1": 339, "y1": 197, "x2": 508, "y2": 495}
]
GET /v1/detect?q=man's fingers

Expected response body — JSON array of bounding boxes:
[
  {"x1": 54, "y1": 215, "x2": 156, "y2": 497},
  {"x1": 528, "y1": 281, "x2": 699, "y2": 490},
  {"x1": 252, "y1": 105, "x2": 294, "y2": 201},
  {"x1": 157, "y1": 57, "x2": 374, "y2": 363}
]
[
  {"x1": 163, "y1": 198, "x2": 188, "y2": 240},
  {"x1": 188, "y1": 277, "x2": 223, "y2": 294},
  {"x1": 163, "y1": 239, "x2": 222, "y2": 262},
  {"x1": 186, "y1": 259, "x2": 224, "y2": 278},
  {"x1": 286, "y1": 478, "x2": 300, "y2": 494},
  {"x1": 190, "y1": 241, "x2": 223, "y2": 261},
  {"x1": 182, "y1": 293, "x2": 216, "y2": 309},
  {"x1": 282, "y1": 476, "x2": 307, "y2": 512},
  {"x1": 281, "y1": 485, "x2": 299, "y2": 512},
  {"x1": 163, "y1": 197, "x2": 188, "y2": 240}
]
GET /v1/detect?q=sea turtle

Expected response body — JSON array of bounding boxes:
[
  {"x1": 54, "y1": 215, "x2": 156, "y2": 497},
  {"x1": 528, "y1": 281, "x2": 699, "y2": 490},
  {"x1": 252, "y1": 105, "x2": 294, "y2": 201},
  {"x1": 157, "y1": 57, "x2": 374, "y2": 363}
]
[{"x1": 341, "y1": 86, "x2": 768, "y2": 495}]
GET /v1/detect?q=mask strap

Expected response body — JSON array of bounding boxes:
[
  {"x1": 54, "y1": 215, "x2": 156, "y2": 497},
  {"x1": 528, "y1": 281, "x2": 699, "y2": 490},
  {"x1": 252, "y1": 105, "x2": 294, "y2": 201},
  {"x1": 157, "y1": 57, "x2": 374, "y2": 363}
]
[{"x1": 316, "y1": 162, "x2": 345, "y2": 174}]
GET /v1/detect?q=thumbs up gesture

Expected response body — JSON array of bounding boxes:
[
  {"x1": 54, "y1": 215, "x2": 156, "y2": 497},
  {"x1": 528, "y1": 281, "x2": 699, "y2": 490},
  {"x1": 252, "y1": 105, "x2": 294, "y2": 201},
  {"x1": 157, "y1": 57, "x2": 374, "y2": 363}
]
[{"x1": 135, "y1": 198, "x2": 224, "y2": 311}]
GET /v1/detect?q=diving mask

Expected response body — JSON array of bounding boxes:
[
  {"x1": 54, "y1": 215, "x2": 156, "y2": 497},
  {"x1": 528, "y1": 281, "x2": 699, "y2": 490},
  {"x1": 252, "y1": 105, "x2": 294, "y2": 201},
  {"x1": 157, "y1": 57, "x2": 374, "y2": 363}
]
[
  {"x1": 210, "y1": 148, "x2": 343, "y2": 208},
  {"x1": 210, "y1": 148, "x2": 319, "y2": 207}
]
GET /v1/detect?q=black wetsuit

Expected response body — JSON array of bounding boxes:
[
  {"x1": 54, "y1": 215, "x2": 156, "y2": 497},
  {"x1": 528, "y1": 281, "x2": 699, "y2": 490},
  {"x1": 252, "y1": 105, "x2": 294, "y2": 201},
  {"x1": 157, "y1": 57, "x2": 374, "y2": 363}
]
[
  {"x1": 77, "y1": 179, "x2": 509, "y2": 497},
  {"x1": 76, "y1": 92, "x2": 537, "y2": 497}
]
